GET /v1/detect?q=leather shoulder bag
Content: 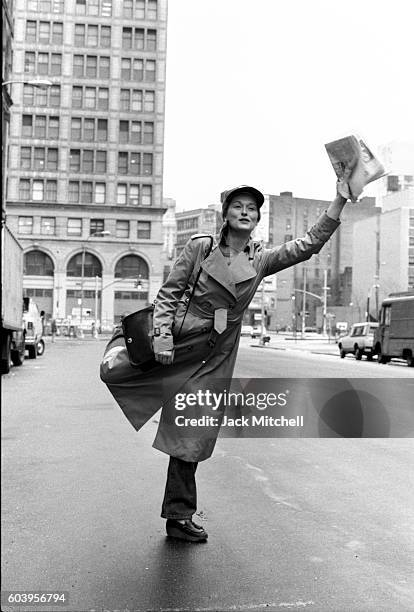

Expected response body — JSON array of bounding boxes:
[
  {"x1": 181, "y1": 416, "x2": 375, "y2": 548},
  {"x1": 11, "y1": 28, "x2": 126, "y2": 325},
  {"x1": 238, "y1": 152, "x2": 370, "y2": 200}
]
[{"x1": 122, "y1": 235, "x2": 213, "y2": 370}]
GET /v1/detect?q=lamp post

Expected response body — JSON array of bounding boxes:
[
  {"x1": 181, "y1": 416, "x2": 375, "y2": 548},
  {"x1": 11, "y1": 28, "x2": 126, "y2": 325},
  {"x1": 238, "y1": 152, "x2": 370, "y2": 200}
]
[{"x1": 79, "y1": 230, "x2": 110, "y2": 337}]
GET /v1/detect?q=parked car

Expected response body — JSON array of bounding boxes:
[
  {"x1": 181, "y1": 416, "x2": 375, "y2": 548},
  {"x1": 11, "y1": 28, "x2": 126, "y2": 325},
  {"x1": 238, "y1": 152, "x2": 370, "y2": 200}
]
[
  {"x1": 337, "y1": 322, "x2": 378, "y2": 360},
  {"x1": 241, "y1": 324, "x2": 254, "y2": 336},
  {"x1": 251, "y1": 324, "x2": 270, "y2": 342}
]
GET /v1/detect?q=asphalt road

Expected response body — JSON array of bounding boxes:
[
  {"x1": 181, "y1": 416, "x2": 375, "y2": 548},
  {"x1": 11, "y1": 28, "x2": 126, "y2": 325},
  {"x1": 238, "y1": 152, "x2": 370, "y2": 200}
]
[{"x1": 2, "y1": 340, "x2": 414, "y2": 612}]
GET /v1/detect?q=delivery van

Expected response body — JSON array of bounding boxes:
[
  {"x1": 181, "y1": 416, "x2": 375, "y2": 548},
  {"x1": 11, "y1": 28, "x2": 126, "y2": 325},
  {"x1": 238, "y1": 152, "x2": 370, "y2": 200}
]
[{"x1": 374, "y1": 293, "x2": 414, "y2": 366}]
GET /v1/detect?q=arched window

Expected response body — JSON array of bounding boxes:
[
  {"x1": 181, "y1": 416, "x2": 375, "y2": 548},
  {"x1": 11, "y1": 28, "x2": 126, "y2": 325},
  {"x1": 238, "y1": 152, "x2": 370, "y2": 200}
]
[
  {"x1": 24, "y1": 250, "x2": 54, "y2": 276},
  {"x1": 115, "y1": 255, "x2": 149, "y2": 279},
  {"x1": 67, "y1": 252, "x2": 102, "y2": 277}
]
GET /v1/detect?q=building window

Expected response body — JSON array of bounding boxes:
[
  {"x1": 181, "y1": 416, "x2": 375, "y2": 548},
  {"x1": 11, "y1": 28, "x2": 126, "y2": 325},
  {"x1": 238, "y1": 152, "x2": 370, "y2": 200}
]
[
  {"x1": 137, "y1": 221, "x2": 151, "y2": 239},
  {"x1": 84, "y1": 118, "x2": 95, "y2": 141},
  {"x1": 122, "y1": 28, "x2": 133, "y2": 49},
  {"x1": 97, "y1": 119, "x2": 107, "y2": 141},
  {"x1": 69, "y1": 181, "x2": 80, "y2": 202},
  {"x1": 67, "y1": 253, "x2": 101, "y2": 277},
  {"x1": 142, "y1": 153, "x2": 152, "y2": 175},
  {"x1": 75, "y1": 0, "x2": 111, "y2": 16},
  {"x1": 18, "y1": 216, "x2": 33, "y2": 234},
  {"x1": 81, "y1": 182, "x2": 93, "y2": 203},
  {"x1": 143, "y1": 122, "x2": 154, "y2": 144},
  {"x1": 86, "y1": 55, "x2": 97, "y2": 77},
  {"x1": 90, "y1": 219, "x2": 104, "y2": 235},
  {"x1": 95, "y1": 151, "x2": 107, "y2": 173},
  {"x1": 142, "y1": 184, "x2": 152, "y2": 206},
  {"x1": 95, "y1": 183, "x2": 106, "y2": 203},
  {"x1": 118, "y1": 152, "x2": 128, "y2": 175},
  {"x1": 26, "y1": 21, "x2": 37, "y2": 42},
  {"x1": 67, "y1": 218, "x2": 82, "y2": 236},
  {"x1": 116, "y1": 220, "x2": 130, "y2": 238},
  {"x1": 87, "y1": 24, "x2": 98, "y2": 47},
  {"x1": 41, "y1": 217, "x2": 56, "y2": 235},
  {"x1": 71, "y1": 118, "x2": 82, "y2": 140},
  {"x1": 39, "y1": 21, "x2": 51, "y2": 43},
  {"x1": 72, "y1": 87, "x2": 83, "y2": 108},
  {"x1": 27, "y1": 0, "x2": 64, "y2": 11},
  {"x1": 47, "y1": 148, "x2": 58, "y2": 170},
  {"x1": 50, "y1": 85, "x2": 61, "y2": 107},
  {"x1": 75, "y1": 24, "x2": 86, "y2": 46},
  {"x1": 70, "y1": 150, "x2": 81, "y2": 172},
  {"x1": 19, "y1": 180, "x2": 31, "y2": 200},
  {"x1": 147, "y1": 0, "x2": 157, "y2": 19},
  {"x1": 85, "y1": 87, "x2": 96, "y2": 108},
  {"x1": 122, "y1": 27, "x2": 156, "y2": 51},
  {"x1": 24, "y1": 52, "x2": 36, "y2": 74},
  {"x1": 117, "y1": 183, "x2": 127, "y2": 205},
  {"x1": 127, "y1": 184, "x2": 139, "y2": 206},
  {"x1": 116, "y1": 183, "x2": 152, "y2": 206},
  {"x1": 22, "y1": 115, "x2": 33, "y2": 137},
  {"x1": 144, "y1": 90, "x2": 155, "y2": 112},
  {"x1": 73, "y1": 55, "x2": 84, "y2": 77},
  {"x1": 115, "y1": 254, "x2": 149, "y2": 279},
  {"x1": 123, "y1": 0, "x2": 133, "y2": 18},
  {"x1": 45, "y1": 180, "x2": 57, "y2": 201},
  {"x1": 24, "y1": 250, "x2": 54, "y2": 276},
  {"x1": 34, "y1": 116, "x2": 47, "y2": 138},
  {"x1": 52, "y1": 22, "x2": 63, "y2": 44},
  {"x1": 100, "y1": 26, "x2": 111, "y2": 47},
  {"x1": 147, "y1": 29, "x2": 157, "y2": 51},
  {"x1": 98, "y1": 88, "x2": 109, "y2": 109},
  {"x1": 32, "y1": 180, "x2": 44, "y2": 201}
]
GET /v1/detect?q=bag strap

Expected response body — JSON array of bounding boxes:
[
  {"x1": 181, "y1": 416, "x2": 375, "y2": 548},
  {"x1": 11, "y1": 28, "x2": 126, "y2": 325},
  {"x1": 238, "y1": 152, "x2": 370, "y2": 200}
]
[{"x1": 175, "y1": 235, "x2": 214, "y2": 340}]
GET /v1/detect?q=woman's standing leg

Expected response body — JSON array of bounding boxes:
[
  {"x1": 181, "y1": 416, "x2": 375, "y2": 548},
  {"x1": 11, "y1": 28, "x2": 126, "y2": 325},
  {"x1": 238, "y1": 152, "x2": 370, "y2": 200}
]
[{"x1": 161, "y1": 456, "x2": 208, "y2": 542}]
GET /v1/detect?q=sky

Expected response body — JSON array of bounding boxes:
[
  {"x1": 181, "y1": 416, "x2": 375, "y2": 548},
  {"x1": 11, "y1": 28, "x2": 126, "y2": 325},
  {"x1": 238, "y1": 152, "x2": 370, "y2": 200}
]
[{"x1": 162, "y1": 0, "x2": 414, "y2": 211}]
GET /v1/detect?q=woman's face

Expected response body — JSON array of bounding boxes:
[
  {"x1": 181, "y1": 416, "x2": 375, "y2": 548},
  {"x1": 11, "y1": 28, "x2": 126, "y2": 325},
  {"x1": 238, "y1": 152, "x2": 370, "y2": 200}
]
[{"x1": 225, "y1": 193, "x2": 259, "y2": 234}]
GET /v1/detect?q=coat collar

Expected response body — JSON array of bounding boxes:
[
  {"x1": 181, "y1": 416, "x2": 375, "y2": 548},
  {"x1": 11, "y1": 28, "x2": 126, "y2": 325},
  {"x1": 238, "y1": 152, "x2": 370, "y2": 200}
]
[{"x1": 200, "y1": 242, "x2": 257, "y2": 298}]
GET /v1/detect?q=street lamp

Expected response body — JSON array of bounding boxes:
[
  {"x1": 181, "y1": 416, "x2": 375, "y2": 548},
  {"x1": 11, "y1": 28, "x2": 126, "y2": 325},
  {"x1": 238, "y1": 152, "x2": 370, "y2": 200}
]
[
  {"x1": 2, "y1": 78, "x2": 55, "y2": 88},
  {"x1": 79, "y1": 230, "x2": 110, "y2": 336}
]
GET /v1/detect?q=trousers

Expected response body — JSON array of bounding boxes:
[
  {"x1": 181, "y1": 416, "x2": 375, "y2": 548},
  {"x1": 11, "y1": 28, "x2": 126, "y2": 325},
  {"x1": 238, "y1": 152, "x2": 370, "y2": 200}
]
[{"x1": 161, "y1": 456, "x2": 198, "y2": 519}]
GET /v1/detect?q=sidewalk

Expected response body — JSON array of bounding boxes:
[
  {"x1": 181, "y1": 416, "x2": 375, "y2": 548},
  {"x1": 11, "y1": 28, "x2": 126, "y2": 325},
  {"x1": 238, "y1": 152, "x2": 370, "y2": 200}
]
[{"x1": 251, "y1": 334, "x2": 339, "y2": 356}]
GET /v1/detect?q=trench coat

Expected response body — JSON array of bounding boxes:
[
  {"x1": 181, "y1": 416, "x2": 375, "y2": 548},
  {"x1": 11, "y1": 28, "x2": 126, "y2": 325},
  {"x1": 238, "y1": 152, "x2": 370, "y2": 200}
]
[{"x1": 100, "y1": 212, "x2": 340, "y2": 462}]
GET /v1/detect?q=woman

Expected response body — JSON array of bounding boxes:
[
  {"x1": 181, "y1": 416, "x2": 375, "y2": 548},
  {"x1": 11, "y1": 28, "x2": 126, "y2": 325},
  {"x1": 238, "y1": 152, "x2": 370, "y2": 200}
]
[{"x1": 101, "y1": 181, "x2": 350, "y2": 543}]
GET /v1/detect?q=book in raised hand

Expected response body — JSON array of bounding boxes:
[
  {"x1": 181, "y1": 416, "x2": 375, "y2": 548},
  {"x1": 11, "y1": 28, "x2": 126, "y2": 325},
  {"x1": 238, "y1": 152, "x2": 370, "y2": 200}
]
[{"x1": 325, "y1": 135, "x2": 387, "y2": 202}]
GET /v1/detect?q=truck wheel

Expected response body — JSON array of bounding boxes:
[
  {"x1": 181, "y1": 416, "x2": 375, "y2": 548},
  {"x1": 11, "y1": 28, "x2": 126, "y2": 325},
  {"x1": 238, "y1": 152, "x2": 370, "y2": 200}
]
[
  {"x1": 11, "y1": 349, "x2": 25, "y2": 366},
  {"x1": 355, "y1": 347, "x2": 363, "y2": 360},
  {"x1": 28, "y1": 345, "x2": 37, "y2": 359},
  {"x1": 36, "y1": 340, "x2": 45, "y2": 356},
  {"x1": 0, "y1": 334, "x2": 11, "y2": 374}
]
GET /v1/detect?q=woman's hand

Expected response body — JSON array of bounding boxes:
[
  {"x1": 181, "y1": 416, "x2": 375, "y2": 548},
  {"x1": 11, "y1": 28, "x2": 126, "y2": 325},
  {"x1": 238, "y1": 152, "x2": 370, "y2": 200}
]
[
  {"x1": 153, "y1": 334, "x2": 175, "y2": 365},
  {"x1": 154, "y1": 349, "x2": 175, "y2": 365}
]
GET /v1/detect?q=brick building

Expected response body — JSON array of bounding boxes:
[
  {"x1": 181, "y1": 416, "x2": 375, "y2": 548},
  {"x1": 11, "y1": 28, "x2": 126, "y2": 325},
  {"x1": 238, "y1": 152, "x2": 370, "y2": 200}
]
[{"x1": 6, "y1": 0, "x2": 168, "y2": 331}]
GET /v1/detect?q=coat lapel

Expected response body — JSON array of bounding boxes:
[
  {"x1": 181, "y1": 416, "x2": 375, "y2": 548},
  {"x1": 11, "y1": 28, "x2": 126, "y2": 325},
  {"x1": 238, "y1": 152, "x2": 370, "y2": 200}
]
[
  {"x1": 200, "y1": 245, "x2": 258, "y2": 298},
  {"x1": 200, "y1": 248, "x2": 237, "y2": 298}
]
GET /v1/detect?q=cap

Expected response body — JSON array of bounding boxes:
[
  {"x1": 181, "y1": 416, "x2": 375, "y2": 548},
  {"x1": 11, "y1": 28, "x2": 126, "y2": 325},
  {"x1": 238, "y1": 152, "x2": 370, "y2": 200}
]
[{"x1": 220, "y1": 185, "x2": 265, "y2": 220}]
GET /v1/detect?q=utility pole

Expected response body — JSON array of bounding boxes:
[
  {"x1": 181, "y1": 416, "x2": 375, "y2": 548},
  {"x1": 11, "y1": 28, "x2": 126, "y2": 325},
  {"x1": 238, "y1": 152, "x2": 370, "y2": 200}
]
[
  {"x1": 301, "y1": 267, "x2": 307, "y2": 338},
  {"x1": 260, "y1": 281, "x2": 265, "y2": 345},
  {"x1": 322, "y1": 269, "x2": 328, "y2": 335}
]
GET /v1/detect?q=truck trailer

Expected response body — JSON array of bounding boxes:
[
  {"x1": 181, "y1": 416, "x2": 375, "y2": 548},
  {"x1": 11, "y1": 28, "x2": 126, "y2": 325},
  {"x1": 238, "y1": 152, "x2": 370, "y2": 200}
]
[{"x1": 1, "y1": 225, "x2": 25, "y2": 374}]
